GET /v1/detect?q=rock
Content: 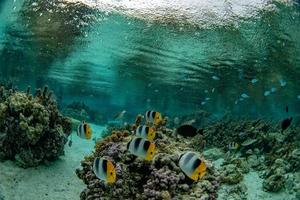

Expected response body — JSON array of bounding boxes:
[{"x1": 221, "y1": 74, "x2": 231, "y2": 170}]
[
  {"x1": 203, "y1": 148, "x2": 224, "y2": 160},
  {"x1": 247, "y1": 155, "x2": 260, "y2": 168},
  {"x1": 263, "y1": 173, "x2": 285, "y2": 192},
  {"x1": 221, "y1": 164, "x2": 244, "y2": 184},
  {"x1": 222, "y1": 183, "x2": 248, "y2": 200},
  {"x1": 0, "y1": 187, "x2": 4, "y2": 200}
]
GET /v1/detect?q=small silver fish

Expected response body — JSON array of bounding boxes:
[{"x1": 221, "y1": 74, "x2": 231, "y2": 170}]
[
  {"x1": 279, "y1": 79, "x2": 286, "y2": 87},
  {"x1": 182, "y1": 119, "x2": 196, "y2": 125},
  {"x1": 212, "y1": 75, "x2": 220, "y2": 81},
  {"x1": 241, "y1": 93, "x2": 249, "y2": 98},
  {"x1": 114, "y1": 110, "x2": 126, "y2": 120},
  {"x1": 271, "y1": 87, "x2": 277, "y2": 93},
  {"x1": 251, "y1": 78, "x2": 258, "y2": 84},
  {"x1": 264, "y1": 91, "x2": 271, "y2": 96},
  {"x1": 174, "y1": 117, "x2": 180, "y2": 125}
]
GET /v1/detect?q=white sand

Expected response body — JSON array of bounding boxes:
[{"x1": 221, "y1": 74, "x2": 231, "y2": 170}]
[{"x1": 0, "y1": 125, "x2": 105, "y2": 200}]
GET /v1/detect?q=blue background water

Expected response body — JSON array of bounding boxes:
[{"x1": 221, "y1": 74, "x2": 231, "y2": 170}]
[{"x1": 0, "y1": 0, "x2": 300, "y2": 122}]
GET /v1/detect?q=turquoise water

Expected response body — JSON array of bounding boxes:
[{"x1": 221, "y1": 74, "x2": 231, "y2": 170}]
[
  {"x1": 1, "y1": 0, "x2": 300, "y2": 120},
  {"x1": 0, "y1": 1, "x2": 300, "y2": 200}
]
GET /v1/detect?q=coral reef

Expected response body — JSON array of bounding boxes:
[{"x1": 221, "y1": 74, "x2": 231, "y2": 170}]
[
  {"x1": 76, "y1": 116, "x2": 300, "y2": 199},
  {"x1": 169, "y1": 110, "x2": 212, "y2": 128},
  {"x1": 0, "y1": 85, "x2": 72, "y2": 168},
  {"x1": 76, "y1": 127, "x2": 221, "y2": 199},
  {"x1": 62, "y1": 101, "x2": 107, "y2": 125},
  {"x1": 200, "y1": 118, "x2": 300, "y2": 195}
]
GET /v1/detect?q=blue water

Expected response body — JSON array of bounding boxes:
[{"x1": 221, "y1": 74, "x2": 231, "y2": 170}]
[{"x1": 0, "y1": 0, "x2": 300, "y2": 120}]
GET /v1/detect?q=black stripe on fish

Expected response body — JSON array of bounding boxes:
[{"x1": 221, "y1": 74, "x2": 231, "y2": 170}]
[
  {"x1": 138, "y1": 126, "x2": 143, "y2": 133},
  {"x1": 77, "y1": 124, "x2": 81, "y2": 136},
  {"x1": 102, "y1": 159, "x2": 107, "y2": 173},
  {"x1": 95, "y1": 158, "x2": 100, "y2": 174},
  {"x1": 192, "y1": 158, "x2": 202, "y2": 171},
  {"x1": 146, "y1": 111, "x2": 151, "y2": 118},
  {"x1": 143, "y1": 140, "x2": 150, "y2": 151},
  {"x1": 134, "y1": 138, "x2": 142, "y2": 151},
  {"x1": 145, "y1": 126, "x2": 149, "y2": 134},
  {"x1": 151, "y1": 111, "x2": 156, "y2": 119},
  {"x1": 183, "y1": 152, "x2": 194, "y2": 164},
  {"x1": 127, "y1": 139, "x2": 132, "y2": 150},
  {"x1": 179, "y1": 153, "x2": 184, "y2": 161},
  {"x1": 83, "y1": 123, "x2": 87, "y2": 134}
]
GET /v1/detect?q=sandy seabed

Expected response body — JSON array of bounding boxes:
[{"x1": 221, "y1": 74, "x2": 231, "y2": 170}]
[{"x1": 0, "y1": 124, "x2": 104, "y2": 200}]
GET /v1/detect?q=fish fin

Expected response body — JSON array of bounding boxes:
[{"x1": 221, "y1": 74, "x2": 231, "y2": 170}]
[
  {"x1": 197, "y1": 129, "x2": 204, "y2": 135},
  {"x1": 183, "y1": 174, "x2": 196, "y2": 185}
]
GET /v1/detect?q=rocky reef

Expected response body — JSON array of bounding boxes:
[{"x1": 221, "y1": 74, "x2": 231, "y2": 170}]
[
  {"x1": 0, "y1": 85, "x2": 72, "y2": 168},
  {"x1": 201, "y1": 118, "x2": 300, "y2": 197},
  {"x1": 76, "y1": 127, "x2": 221, "y2": 200},
  {"x1": 62, "y1": 101, "x2": 107, "y2": 125}
]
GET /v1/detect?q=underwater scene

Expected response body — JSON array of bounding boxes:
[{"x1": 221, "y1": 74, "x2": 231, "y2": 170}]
[{"x1": 0, "y1": 0, "x2": 300, "y2": 199}]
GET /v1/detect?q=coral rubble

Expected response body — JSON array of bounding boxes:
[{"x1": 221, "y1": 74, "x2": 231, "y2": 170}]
[{"x1": 0, "y1": 85, "x2": 72, "y2": 168}]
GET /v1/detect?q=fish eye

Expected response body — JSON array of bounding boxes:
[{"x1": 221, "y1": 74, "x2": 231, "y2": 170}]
[
  {"x1": 150, "y1": 152, "x2": 153, "y2": 154},
  {"x1": 110, "y1": 172, "x2": 113, "y2": 175}
]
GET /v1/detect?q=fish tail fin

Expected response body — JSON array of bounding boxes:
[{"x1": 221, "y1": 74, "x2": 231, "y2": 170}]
[{"x1": 197, "y1": 128, "x2": 204, "y2": 135}]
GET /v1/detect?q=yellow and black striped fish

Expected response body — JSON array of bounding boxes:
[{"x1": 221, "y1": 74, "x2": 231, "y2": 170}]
[
  {"x1": 93, "y1": 157, "x2": 116, "y2": 184},
  {"x1": 179, "y1": 151, "x2": 207, "y2": 181},
  {"x1": 127, "y1": 137, "x2": 156, "y2": 161},
  {"x1": 228, "y1": 142, "x2": 239, "y2": 151},
  {"x1": 135, "y1": 125, "x2": 156, "y2": 141},
  {"x1": 145, "y1": 111, "x2": 162, "y2": 126},
  {"x1": 77, "y1": 121, "x2": 92, "y2": 140}
]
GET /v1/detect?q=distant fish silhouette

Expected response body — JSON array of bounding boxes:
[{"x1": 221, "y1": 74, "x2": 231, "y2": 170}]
[
  {"x1": 176, "y1": 125, "x2": 204, "y2": 137},
  {"x1": 270, "y1": 87, "x2": 277, "y2": 93},
  {"x1": 241, "y1": 93, "x2": 249, "y2": 98},
  {"x1": 285, "y1": 106, "x2": 289, "y2": 113},
  {"x1": 281, "y1": 117, "x2": 292, "y2": 132},
  {"x1": 264, "y1": 91, "x2": 271, "y2": 96},
  {"x1": 279, "y1": 79, "x2": 286, "y2": 87},
  {"x1": 212, "y1": 75, "x2": 220, "y2": 81},
  {"x1": 68, "y1": 139, "x2": 73, "y2": 147},
  {"x1": 251, "y1": 78, "x2": 258, "y2": 84}
]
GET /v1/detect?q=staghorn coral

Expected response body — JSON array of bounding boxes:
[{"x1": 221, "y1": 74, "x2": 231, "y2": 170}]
[
  {"x1": 76, "y1": 128, "x2": 221, "y2": 200},
  {"x1": 0, "y1": 85, "x2": 72, "y2": 168}
]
